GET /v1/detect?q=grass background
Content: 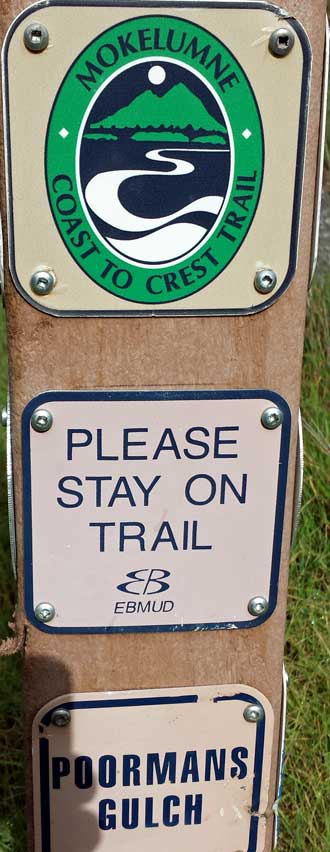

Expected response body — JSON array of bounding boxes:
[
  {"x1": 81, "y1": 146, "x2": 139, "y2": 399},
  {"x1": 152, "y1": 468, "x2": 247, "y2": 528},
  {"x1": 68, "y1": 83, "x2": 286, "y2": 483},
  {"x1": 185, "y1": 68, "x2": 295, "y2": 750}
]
[{"x1": 0, "y1": 70, "x2": 330, "y2": 852}]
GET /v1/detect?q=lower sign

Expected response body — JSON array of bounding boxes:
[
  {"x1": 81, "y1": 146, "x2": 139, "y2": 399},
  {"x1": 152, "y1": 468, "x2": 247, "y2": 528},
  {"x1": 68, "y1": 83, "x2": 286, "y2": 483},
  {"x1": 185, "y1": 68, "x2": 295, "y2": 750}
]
[
  {"x1": 33, "y1": 685, "x2": 274, "y2": 852},
  {"x1": 22, "y1": 390, "x2": 290, "y2": 632}
]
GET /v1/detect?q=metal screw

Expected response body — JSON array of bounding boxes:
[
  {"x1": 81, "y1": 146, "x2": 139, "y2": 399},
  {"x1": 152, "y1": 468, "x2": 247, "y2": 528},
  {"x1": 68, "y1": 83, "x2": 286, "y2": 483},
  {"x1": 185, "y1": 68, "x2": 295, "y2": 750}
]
[
  {"x1": 51, "y1": 708, "x2": 71, "y2": 727},
  {"x1": 269, "y1": 28, "x2": 295, "y2": 58},
  {"x1": 30, "y1": 268, "x2": 56, "y2": 296},
  {"x1": 244, "y1": 703, "x2": 264, "y2": 723},
  {"x1": 261, "y1": 406, "x2": 283, "y2": 430},
  {"x1": 24, "y1": 22, "x2": 49, "y2": 53},
  {"x1": 248, "y1": 596, "x2": 269, "y2": 617},
  {"x1": 31, "y1": 408, "x2": 53, "y2": 433},
  {"x1": 1, "y1": 407, "x2": 8, "y2": 427},
  {"x1": 254, "y1": 268, "x2": 277, "y2": 294},
  {"x1": 34, "y1": 602, "x2": 55, "y2": 623}
]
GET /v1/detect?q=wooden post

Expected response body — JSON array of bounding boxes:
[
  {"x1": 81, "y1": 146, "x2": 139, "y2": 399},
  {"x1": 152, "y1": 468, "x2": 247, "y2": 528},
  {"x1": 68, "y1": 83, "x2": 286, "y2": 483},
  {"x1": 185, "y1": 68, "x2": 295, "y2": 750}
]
[{"x1": 0, "y1": 2, "x2": 327, "y2": 850}]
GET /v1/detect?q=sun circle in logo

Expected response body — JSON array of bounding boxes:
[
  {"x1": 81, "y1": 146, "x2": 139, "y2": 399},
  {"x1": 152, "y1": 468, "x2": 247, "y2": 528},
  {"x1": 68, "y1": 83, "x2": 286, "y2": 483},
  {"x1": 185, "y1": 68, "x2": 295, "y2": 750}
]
[{"x1": 46, "y1": 16, "x2": 264, "y2": 305}]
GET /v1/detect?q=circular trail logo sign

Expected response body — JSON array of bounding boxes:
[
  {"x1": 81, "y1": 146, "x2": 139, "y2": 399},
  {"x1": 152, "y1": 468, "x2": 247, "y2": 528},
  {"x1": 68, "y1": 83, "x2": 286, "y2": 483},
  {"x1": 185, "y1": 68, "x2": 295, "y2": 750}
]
[{"x1": 46, "y1": 15, "x2": 264, "y2": 305}]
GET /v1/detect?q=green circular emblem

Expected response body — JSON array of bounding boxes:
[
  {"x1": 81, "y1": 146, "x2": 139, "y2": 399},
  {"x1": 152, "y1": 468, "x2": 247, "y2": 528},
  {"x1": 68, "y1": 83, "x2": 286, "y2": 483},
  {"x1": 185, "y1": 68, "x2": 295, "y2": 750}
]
[{"x1": 46, "y1": 15, "x2": 264, "y2": 304}]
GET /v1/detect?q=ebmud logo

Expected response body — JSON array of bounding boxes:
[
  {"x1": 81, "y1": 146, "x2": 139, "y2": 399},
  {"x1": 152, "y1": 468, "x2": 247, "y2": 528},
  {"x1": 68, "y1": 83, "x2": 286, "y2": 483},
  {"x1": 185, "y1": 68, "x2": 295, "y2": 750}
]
[
  {"x1": 115, "y1": 568, "x2": 174, "y2": 617},
  {"x1": 117, "y1": 569, "x2": 171, "y2": 595},
  {"x1": 46, "y1": 16, "x2": 263, "y2": 304}
]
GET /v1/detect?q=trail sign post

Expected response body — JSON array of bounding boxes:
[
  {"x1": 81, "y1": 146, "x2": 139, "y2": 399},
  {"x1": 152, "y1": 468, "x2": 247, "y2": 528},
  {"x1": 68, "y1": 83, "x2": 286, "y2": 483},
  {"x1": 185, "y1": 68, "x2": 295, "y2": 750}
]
[{"x1": 0, "y1": 1, "x2": 328, "y2": 850}]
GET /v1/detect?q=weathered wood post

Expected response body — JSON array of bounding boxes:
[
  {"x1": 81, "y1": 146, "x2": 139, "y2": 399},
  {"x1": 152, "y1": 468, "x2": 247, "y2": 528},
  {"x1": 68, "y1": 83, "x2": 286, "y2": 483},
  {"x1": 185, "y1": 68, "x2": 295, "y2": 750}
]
[{"x1": 0, "y1": 1, "x2": 328, "y2": 850}]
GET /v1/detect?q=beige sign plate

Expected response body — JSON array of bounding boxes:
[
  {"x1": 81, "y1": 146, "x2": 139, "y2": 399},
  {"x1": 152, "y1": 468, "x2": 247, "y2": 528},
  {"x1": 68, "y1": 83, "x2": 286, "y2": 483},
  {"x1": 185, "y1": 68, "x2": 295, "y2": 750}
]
[
  {"x1": 32, "y1": 685, "x2": 274, "y2": 852},
  {"x1": 23, "y1": 390, "x2": 290, "y2": 633},
  {"x1": 3, "y1": 2, "x2": 310, "y2": 316}
]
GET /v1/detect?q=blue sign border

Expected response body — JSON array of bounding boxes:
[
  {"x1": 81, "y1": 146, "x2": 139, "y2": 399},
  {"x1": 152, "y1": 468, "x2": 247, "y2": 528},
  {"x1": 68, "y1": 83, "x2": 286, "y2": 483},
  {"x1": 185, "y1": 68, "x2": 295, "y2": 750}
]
[
  {"x1": 22, "y1": 389, "x2": 291, "y2": 633},
  {"x1": 37, "y1": 690, "x2": 267, "y2": 852}
]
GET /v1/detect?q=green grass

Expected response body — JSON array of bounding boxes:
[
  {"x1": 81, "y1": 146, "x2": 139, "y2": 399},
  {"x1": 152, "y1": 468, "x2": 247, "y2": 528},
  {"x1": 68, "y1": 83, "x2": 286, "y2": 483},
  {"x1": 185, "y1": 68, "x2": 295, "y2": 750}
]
[{"x1": 280, "y1": 272, "x2": 330, "y2": 850}]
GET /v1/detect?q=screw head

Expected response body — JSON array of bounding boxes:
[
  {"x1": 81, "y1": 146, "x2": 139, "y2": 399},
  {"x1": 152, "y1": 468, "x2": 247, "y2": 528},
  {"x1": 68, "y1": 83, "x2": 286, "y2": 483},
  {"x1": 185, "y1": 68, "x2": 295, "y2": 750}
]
[
  {"x1": 51, "y1": 708, "x2": 71, "y2": 727},
  {"x1": 269, "y1": 28, "x2": 295, "y2": 58},
  {"x1": 34, "y1": 602, "x2": 55, "y2": 623},
  {"x1": 24, "y1": 22, "x2": 49, "y2": 53},
  {"x1": 261, "y1": 406, "x2": 283, "y2": 430},
  {"x1": 254, "y1": 268, "x2": 277, "y2": 294},
  {"x1": 31, "y1": 408, "x2": 53, "y2": 433},
  {"x1": 248, "y1": 596, "x2": 269, "y2": 617},
  {"x1": 1, "y1": 407, "x2": 8, "y2": 427},
  {"x1": 244, "y1": 703, "x2": 264, "y2": 723},
  {"x1": 30, "y1": 268, "x2": 56, "y2": 296}
]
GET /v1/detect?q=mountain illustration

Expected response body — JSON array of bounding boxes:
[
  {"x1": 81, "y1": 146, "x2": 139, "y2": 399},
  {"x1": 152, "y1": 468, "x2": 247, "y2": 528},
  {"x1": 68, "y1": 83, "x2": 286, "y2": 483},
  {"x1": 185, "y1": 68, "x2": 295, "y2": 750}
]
[{"x1": 87, "y1": 83, "x2": 228, "y2": 143}]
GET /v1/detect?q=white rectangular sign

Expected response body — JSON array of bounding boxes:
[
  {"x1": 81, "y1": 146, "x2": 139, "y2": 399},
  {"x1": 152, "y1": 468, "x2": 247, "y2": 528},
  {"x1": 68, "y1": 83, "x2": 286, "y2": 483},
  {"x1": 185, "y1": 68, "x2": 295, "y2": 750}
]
[
  {"x1": 22, "y1": 390, "x2": 290, "y2": 632},
  {"x1": 32, "y1": 685, "x2": 274, "y2": 852}
]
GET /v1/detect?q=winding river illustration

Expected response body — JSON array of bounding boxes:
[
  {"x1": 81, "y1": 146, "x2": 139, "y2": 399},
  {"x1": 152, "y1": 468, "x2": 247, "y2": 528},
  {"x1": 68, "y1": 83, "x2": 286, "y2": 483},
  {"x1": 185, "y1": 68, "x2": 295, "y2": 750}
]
[{"x1": 79, "y1": 61, "x2": 232, "y2": 264}]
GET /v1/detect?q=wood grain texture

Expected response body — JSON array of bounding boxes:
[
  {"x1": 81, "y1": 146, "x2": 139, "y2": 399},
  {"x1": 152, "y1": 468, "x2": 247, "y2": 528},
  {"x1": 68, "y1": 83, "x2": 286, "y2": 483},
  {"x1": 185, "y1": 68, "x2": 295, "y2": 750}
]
[{"x1": 0, "y1": 1, "x2": 327, "y2": 849}]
